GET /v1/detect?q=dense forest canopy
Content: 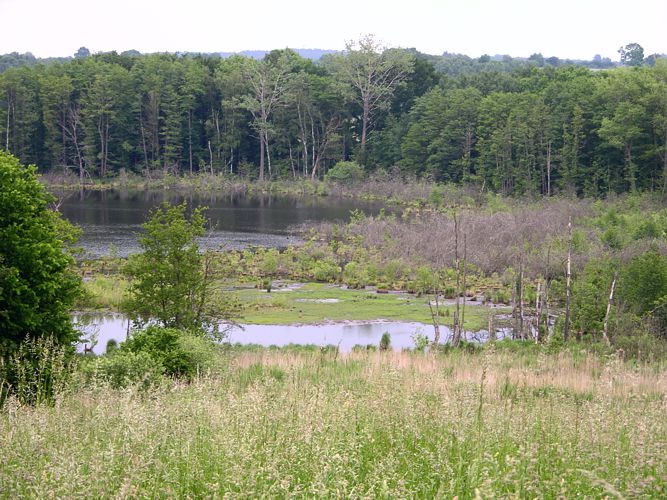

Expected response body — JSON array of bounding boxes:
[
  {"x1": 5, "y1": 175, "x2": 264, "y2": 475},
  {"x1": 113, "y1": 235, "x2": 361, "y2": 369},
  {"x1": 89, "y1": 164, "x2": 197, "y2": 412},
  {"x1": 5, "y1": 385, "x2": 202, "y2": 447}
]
[{"x1": 1, "y1": 40, "x2": 667, "y2": 195}]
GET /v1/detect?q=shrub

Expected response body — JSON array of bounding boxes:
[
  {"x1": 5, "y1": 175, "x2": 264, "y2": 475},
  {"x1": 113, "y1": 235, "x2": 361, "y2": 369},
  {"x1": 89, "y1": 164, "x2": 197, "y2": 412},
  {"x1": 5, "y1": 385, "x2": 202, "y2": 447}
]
[
  {"x1": 411, "y1": 331, "x2": 429, "y2": 352},
  {"x1": 122, "y1": 326, "x2": 216, "y2": 379},
  {"x1": 311, "y1": 261, "x2": 341, "y2": 282},
  {"x1": 620, "y1": 248, "x2": 667, "y2": 316},
  {"x1": 612, "y1": 333, "x2": 667, "y2": 360},
  {"x1": 325, "y1": 161, "x2": 365, "y2": 184},
  {"x1": 81, "y1": 350, "x2": 164, "y2": 389},
  {"x1": 379, "y1": 332, "x2": 391, "y2": 351},
  {"x1": 106, "y1": 339, "x2": 119, "y2": 353}
]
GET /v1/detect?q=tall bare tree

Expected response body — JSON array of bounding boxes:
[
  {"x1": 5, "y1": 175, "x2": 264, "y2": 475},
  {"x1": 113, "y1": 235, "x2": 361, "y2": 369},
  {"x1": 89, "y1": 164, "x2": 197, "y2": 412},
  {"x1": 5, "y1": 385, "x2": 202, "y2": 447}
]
[
  {"x1": 240, "y1": 55, "x2": 290, "y2": 181},
  {"x1": 452, "y1": 213, "x2": 462, "y2": 346},
  {"x1": 326, "y1": 34, "x2": 413, "y2": 157},
  {"x1": 564, "y1": 217, "x2": 573, "y2": 342}
]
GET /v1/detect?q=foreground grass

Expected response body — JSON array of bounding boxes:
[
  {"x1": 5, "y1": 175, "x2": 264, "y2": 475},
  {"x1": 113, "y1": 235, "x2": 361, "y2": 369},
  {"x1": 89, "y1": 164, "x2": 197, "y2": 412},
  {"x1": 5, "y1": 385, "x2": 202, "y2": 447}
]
[{"x1": 2, "y1": 348, "x2": 666, "y2": 497}]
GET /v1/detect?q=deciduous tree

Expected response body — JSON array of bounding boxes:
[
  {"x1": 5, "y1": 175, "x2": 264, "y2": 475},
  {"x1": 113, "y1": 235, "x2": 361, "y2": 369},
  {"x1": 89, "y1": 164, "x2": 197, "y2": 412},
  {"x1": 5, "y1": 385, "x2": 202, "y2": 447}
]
[{"x1": 0, "y1": 151, "x2": 81, "y2": 354}]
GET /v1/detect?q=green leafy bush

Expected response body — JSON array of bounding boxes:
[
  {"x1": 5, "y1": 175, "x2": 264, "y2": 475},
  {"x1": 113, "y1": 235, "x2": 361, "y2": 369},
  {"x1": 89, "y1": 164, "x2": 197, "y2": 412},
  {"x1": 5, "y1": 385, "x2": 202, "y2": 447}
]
[
  {"x1": 572, "y1": 257, "x2": 616, "y2": 337},
  {"x1": 325, "y1": 161, "x2": 364, "y2": 184},
  {"x1": 379, "y1": 332, "x2": 391, "y2": 351},
  {"x1": 411, "y1": 331, "x2": 429, "y2": 352},
  {"x1": 310, "y1": 261, "x2": 341, "y2": 282},
  {"x1": 81, "y1": 350, "x2": 164, "y2": 389},
  {"x1": 122, "y1": 326, "x2": 217, "y2": 379},
  {"x1": 620, "y1": 248, "x2": 667, "y2": 316}
]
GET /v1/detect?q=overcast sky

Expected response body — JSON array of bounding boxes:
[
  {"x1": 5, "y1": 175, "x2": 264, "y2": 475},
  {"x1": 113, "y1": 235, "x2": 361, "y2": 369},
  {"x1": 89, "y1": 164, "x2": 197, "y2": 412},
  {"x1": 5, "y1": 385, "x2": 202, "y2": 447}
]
[{"x1": 1, "y1": 0, "x2": 665, "y2": 60}]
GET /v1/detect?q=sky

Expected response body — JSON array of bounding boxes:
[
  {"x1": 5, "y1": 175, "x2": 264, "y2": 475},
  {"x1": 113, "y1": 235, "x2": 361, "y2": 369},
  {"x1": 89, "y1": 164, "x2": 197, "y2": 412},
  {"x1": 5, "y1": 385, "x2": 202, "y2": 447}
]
[{"x1": 1, "y1": 0, "x2": 666, "y2": 60}]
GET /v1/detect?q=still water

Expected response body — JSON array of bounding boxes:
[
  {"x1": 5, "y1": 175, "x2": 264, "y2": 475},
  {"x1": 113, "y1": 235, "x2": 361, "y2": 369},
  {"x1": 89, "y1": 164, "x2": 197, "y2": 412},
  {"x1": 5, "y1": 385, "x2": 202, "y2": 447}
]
[
  {"x1": 73, "y1": 314, "x2": 435, "y2": 354},
  {"x1": 59, "y1": 190, "x2": 389, "y2": 257}
]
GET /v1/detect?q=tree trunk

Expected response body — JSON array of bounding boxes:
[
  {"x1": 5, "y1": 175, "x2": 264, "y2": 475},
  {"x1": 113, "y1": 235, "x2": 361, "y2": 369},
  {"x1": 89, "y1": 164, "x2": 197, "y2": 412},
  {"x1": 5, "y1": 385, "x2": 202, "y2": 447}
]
[
  {"x1": 663, "y1": 120, "x2": 667, "y2": 194},
  {"x1": 429, "y1": 285, "x2": 441, "y2": 346},
  {"x1": 265, "y1": 129, "x2": 272, "y2": 179},
  {"x1": 361, "y1": 98, "x2": 370, "y2": 153},
  {"x1": 259, "y1": 135, "x2": 265, "y2": 181},
  {"x1": 564, "y1": 217, "x2": 572, "y2": 342},
  {"x1": 188, "y1": 110, "x2": 193, "y2": 175},
  {"x1": 208, "y1": 141, "x2": 213, "y2": 175},
  {"x1": 288, "y1": 142, "x2": 297, "y2": 179},
  {"x1": 97, "y1": 115, "x2": 109, "y2": 178},
  {"x1": 544, "y1": 247, "x2": 551, "y2": 342},
  {"x1": 602, "y1": 274, "x2": 617, "y2": 347},
  {"x1": 546, "y1": 140, "x2": 552, "y2": 196},
  {"x1": 296, "y1": 102, "x2": 309, "y2": 177},
  {"x1": 452, "y1": 214, "x2": 461, "y2": 346},
  {"x1": 519, "y1": 259, "x2": 525, "y2": 339},
  {"x1": 535, "y1": 280, "x2": 542, "y2": 342},
  {"x1": 461, "y1": 233, "x2": 467, "y2": 341},
  {"x1": 213, "y1": 110, "x2": 222, "y2": 170}
]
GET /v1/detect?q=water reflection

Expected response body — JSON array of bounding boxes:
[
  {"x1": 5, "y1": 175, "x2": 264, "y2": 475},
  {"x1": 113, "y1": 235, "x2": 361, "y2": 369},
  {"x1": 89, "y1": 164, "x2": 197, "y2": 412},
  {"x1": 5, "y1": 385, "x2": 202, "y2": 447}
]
[
  {"x1": 73, "y1": 313, "x2": 130, "y2": 354},
  {"x1": 60, "y1": 190, "x2": 390, "y2": 257},
  {"x1": 74, "y1": 313, "x2": 504, "y2": 355}
]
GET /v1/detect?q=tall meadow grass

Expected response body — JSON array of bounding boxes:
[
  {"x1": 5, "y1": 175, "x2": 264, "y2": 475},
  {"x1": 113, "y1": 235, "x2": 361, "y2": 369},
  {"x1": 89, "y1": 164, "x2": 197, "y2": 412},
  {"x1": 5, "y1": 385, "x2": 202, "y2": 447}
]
[{"x1": 1, "y1": 349, "x2": 666, "y2": 497}]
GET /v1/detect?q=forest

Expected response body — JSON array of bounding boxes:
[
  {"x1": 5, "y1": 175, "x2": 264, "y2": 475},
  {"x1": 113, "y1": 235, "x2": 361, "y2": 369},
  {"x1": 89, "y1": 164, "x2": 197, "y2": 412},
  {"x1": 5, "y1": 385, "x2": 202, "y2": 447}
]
[{"x1": 2, "y1": 38, "x2": 667, "y2": 195}]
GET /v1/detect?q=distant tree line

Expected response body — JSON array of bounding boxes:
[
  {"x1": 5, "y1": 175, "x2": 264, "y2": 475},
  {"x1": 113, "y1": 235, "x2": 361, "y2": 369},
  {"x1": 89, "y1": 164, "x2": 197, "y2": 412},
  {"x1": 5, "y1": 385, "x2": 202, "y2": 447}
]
[{"x1": 1, "y1": 38, "x2": 667, "y2": 195}]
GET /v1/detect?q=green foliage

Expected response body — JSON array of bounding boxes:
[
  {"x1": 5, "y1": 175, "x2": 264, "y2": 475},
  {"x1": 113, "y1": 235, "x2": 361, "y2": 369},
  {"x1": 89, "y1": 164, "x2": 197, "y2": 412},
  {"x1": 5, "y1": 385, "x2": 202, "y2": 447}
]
[
  {"x1": 620, "y1": 249, "x2": 667, "y2": 316},
  {"x1": 0, "y1": 152, "x2": 81, "y2": 354},
  {"x1": 77, "y1": 275, "x2": 128, "y2": 310},
  {"x1": 310, "y1": 260, "x2": 340, "y2": 282},
  {"x1": 379, "y1": 332, "x2": 391, "y2": 351},
  {"x1": 612, "y1": 333, "x2": 667, "y2": 360},
  {"x1": 81, "y1": 350, "x2": 164, "y2": 390},
  {"x1": 121, "y1": 326, "x2": 217, "y2": 379},
  {"x1": 411, "y1": 330, "x2": 429, "y2": 352},
  {"x1": 325, "y1": 161, "x2": 365, "y2": 184},
  {"x1": 2, "y1": 49, "x2": 667, "y2": 194},
  {"x1": 105, "y1": 339, "x2": 118, "y2": 353},
  {"x1": 572, "y1": 258, "x2": 616, "y2": 337},
  {"x1": 0, "y1": 336, "x2": 73, "y2": 406},
  {"x1": 122, "y1": 203, "x2": 215, "y2": 332},
  {"x1": 618, "y1": 43, "x2": 645, "y2": 67},
  {"x1": 415, "y1": 265, "x2": 437, "y2": 293}
]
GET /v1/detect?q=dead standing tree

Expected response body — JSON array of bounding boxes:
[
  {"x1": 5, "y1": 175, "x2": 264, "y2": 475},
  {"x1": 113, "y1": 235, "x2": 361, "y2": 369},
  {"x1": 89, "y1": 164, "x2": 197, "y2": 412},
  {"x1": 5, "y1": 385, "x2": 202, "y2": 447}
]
[
  {"x1": 564, "y1": 216, "x2": 573, "y2": 342},
  {"x1": 240, "y1": 56, "x2": 290, "y2": 181},
  {"x1": 461, "y1": 232, "x2": 468, "y2": 341},
  {"x1": 602, "y1": 272, "x2": 618, "y2": 347},
  {"x1": 428, "y1": 278, "x2": 442, "y2": 346},
  {"x1": 452, "y1": 213, "x2": 462, "y2": 347}
]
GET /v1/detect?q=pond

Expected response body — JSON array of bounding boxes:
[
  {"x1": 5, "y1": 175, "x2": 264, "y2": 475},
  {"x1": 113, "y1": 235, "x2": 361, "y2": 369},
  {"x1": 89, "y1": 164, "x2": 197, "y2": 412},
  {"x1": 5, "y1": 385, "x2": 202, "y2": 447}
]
[
  {"x1": 74, "y1": 314, "x2": 500, "y2": 354},
  {"x1": 59, "y1": 190, "x2": 390, "y2": 257}
]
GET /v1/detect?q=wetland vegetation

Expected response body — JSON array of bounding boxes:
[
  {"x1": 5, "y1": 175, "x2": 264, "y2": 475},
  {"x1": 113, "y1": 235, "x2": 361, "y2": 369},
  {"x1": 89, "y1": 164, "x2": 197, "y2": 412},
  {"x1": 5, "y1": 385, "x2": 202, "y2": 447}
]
[{"x1": 2, "y1": 37, "x2": 667, "y2": 496}]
